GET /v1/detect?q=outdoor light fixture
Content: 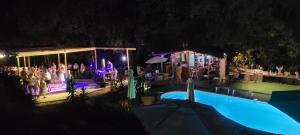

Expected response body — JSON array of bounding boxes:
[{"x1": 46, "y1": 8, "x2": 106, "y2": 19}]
[
  {"x1": 0, "y1": 52, "x2": 6, "y2": 59},
  {"x1": 121, "y1": 56, "x2": 127, "y2": 61},
  {"x1": 207, "y1": 55, "x2": 211, "y2": 59}
]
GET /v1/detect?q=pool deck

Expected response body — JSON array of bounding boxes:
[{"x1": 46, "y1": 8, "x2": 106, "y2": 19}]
[{"x1": 152, "y1": 79, "x2": 216, "y2": 88}]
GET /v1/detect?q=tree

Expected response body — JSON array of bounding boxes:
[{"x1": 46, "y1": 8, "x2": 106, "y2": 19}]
[{"x1": 233, "y1": 50, "x2": 255, "y2": 69}]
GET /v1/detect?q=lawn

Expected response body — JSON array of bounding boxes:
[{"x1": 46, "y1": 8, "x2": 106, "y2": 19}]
[{"x1": 231, "y1": 81, "x2": 300, "y2": 94}]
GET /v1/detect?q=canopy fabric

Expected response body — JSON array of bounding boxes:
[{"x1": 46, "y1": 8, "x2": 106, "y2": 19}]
[
  {"x1": 133, "y1": 102, "x2": 211, "y2": 135},
  {"x1": 127, "y1": 69, "x2": 136, "y2": 99},
  {"x1": 145, "y1": 56, "x2": 168, "y2": 64}
]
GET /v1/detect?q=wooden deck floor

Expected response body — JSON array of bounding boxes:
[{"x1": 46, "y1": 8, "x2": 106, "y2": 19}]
[{"x1": 35, "y1": 85, "x2": 111, "y2": 106}]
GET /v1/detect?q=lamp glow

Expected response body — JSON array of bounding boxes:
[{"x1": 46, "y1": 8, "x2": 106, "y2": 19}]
[
  {"x1": 122, "y1": 56, "x2": 126, "y2": 61},
  {"x1": 102, "y1": 59, "x2": 106, "y2": 67},
  {"x1": 0, "y1": 53, "x2": 6, "y2": 59}
]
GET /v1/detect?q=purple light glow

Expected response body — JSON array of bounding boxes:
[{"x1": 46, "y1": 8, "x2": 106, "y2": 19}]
[{"x1": 74, "y1": 82, "x2": 88, "y2": 88}]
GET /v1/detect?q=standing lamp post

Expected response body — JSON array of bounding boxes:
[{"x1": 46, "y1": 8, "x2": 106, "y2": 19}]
[
  {"x1": 64, "y1": 51, "x2": 68, "y2": 78},
  {"x1": 16, "y1": 57, "x2": 20, "y2": 76},
  {"x1": 23, "y1": 56, "x2": 27, "y2": 68},
  {"x1": 94, "y1": 49, "x2": 98, "y2": 71},
  {"x1": 57, "y1": 53, "x2": 61, "y2": 65},
  {"x1": 27, "y1": 56, "x2": 30, "y2": 67}
]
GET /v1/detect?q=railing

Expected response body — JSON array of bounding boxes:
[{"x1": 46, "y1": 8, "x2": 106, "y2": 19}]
[{"x1": 214, "y1": 87, "x2": 271, "y2": 102}]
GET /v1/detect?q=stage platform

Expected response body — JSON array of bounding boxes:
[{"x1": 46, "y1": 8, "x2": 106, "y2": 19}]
[
  {"x1": 30, "y1": 79, "x2": 129, "y2": 105},
  {"x1": 29, "y1": 79, "x2": 109, "y2": 105},
  {"x1": 49, "y1": 79, "x2": 103, "y2": 93}
]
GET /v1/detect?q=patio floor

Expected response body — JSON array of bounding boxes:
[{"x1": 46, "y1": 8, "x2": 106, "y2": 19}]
[{"x1": 35, "y1": 85, "x2": 111, "y2": 106}]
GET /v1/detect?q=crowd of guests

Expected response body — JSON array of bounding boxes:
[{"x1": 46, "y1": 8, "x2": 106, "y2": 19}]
[
  {"x1": 0, "y1": 60, "x2": 121, "y2": 98},
  {"x1": 16, "y1": 62, "x2": 90, "y2": 98},
  {"x1": 20, "y1": 66, "x2": 52, "y2": 98}
]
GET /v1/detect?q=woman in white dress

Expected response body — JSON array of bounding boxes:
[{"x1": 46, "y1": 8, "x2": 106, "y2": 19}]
[{"x1": 59, "y1": 64, "x2": 66, "y2": 83}]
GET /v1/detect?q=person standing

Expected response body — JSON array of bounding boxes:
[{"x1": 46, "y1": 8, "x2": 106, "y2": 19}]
[
  {"x1": 28, "y1": 74, "x2": 35, "y2": 95},
  {"x1": 176, "y1": 63, "x2": 182, "y2": 83},
  {"x1": 107, "y1": 61, "x2": 113, "y2": 71},
  {"x1": 44, "y1": 68, "x2": 52, "y2": 92},
  {"x1": 52, "y1": 62, "x2": 58, "y2": 81},
  {"x1": 66, "y1": 70, "x2": 75, "y2": 93},
  {"x1": 80, "y1": 63, "x2": 86, "y2": 78},
  {"x1": 113, "y1": 68, "x2": 118, "y2": 81},
  {"x1": 33, "y1": 75, "x2": 40, "y2": 99},
  {"x1": 40, "y1": 79, "x2": 47, "y2": 98},
  {"x1": 59, "y1": 64, "x2": 66, "y2": 83},
  {"x1": 21, "y1": 67, "x2": 28, "y2": 90},
  {"x1": 67, "y1": 64, "x2": 73, "y2": 71},
  {"x1": 73, "y1": 63, "x2": 79, "y2": 78}
]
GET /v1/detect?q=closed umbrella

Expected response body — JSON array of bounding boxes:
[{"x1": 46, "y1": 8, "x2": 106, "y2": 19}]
[
  {"x1": 127, "y1": 69, "x2": 136, "y2": 99},
  {"x1": 187, "y1": 78, "x2": 195, "y2": 102}
]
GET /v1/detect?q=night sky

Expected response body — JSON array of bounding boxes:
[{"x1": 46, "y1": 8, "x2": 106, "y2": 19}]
[{"x1": 0, "y1": 0, "x2": 300, "y2": 54}]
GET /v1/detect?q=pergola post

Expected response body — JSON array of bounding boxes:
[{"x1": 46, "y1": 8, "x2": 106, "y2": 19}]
[
  {"x1": 27, "y1": 56, "x2": 31, "y2": 67},
  {"x1": 160, "y1": 55, "x2": 164, "y2": 72},
  {"x1": 17, "y1": 57, "x2": 20, "y2": 76},
  {"x1": 58, "y1": 53, "x2": 61, "y2": 65},
  {"x1": 126, "y1": 48, "x2": 130, "y2": 71},
  {"x1": 94, "y1": 49, "x2": 98, "y2": 71},
  {"x1": 187, "y1": 51, "x2": 190, "y2": 74},
  {"x1": 23, "y1": 56, "x2": 27, "y2": 68},
  {"x1": 64, "y1": 52, "x2": 68, "y2": 78}
]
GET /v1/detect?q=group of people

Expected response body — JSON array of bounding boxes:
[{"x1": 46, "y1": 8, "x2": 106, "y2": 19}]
[
  {"x1": 20, "y1": 66, "x2": 52, "y2": 98},
  {"x1": 67, "y1": 63, "x2": 87, "y2": 79},
  {"x1": 19, "y1": 62, "x2": 88, "y2": 98}
]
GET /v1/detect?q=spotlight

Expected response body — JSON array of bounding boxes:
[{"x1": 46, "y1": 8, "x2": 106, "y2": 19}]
[{"x1": 122, "y1": 56, "x2": 126, "y2": 61}]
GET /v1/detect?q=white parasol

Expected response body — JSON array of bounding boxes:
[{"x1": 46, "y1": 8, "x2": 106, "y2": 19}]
[{"x1": 145, "y1": 56, "x2": 168, "y2": 64}]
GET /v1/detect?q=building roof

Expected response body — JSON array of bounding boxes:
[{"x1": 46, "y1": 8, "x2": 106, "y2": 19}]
[{"x1": 14, "y1": 47, "x2": 136, "y2": 57}]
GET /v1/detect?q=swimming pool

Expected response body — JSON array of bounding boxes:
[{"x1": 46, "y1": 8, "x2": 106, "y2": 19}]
[{"x1": 161, "y1": 90, "x2": 300, "y2": 135}]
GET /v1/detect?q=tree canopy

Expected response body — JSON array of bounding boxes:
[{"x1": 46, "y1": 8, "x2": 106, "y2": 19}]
[{"x1": 1, "y1": 0, "x2": 300, "y2": 70}]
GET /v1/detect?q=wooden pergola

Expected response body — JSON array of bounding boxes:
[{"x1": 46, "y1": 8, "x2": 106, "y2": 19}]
[{"x1": 15, "y1": 47, "x2": 136, "y2": 76}]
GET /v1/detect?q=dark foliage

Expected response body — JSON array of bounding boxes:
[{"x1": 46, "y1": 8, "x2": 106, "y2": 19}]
[
  {"x1": 1, "y1": 0, "x2": 300, "y2": 69},
  {"x1": 0, "y1": 73, "x2": 34, "y2": 111},
  {"x1": 0, "y1": 73, "x2": 147, "y2": 135}
]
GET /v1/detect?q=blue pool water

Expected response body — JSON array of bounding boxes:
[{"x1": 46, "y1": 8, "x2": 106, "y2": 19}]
[{"x1": 161, "y1": 90, "x2": 300, "y2": 135}]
